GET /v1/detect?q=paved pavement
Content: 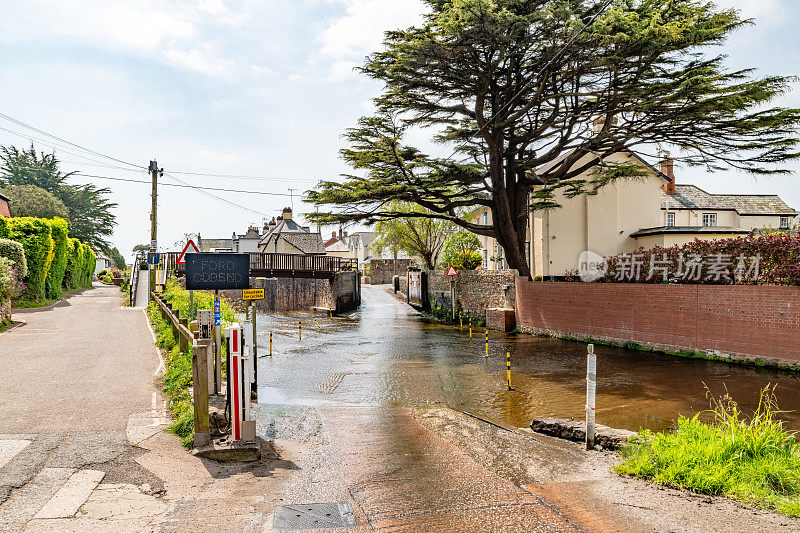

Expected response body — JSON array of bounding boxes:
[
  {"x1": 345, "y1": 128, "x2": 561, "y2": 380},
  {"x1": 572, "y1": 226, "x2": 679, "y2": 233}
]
[{"x1": 0, "y1": 285, "x2": 163, "y2": 532}]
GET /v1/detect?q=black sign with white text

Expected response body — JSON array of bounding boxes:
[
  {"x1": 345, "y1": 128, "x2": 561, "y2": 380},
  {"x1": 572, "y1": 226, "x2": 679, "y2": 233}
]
[{"x1": 184, "y1": 253, "x2": 249, "y2": 290}]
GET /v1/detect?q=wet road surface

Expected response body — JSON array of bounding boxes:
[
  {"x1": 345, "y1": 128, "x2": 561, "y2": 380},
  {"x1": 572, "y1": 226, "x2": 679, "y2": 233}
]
[
  {"x1": 256, "y1": 285, "x2": 800, "y2": 433},
  {"x1": 251, "y1": 284, "x2": 800, "y2": 531}
]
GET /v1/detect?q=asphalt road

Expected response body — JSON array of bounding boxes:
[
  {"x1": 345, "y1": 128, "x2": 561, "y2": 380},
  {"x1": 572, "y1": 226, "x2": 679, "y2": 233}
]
[{"x1": 0, "y1": 285, "x2": 162, "y2": 532}]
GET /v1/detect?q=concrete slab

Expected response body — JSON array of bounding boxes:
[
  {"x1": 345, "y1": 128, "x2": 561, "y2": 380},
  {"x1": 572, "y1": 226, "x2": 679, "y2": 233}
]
[
  {"x1": 34, "y1": 469, "x2": 105, "y2": 519},
  {"x1": 0, "y1": 440, "x2": 31, "y2": 470},
  {"x1": 0, "y1": 467, "x2": 75, "y2": 531},
  {"x1": 192, "y1": 442, "x2": 260, "y2": 463}
]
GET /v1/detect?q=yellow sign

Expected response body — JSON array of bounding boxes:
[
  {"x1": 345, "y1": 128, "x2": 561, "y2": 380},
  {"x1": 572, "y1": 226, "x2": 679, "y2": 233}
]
[{"x1": 242, "y1": 288, "x2": 265, "y2": 301}]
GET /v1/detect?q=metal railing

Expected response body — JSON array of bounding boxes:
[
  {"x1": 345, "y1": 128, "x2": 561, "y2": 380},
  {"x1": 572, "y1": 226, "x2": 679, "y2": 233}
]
[{"x1": 162, "y1": 252, "x2": 358, "y2": 279}]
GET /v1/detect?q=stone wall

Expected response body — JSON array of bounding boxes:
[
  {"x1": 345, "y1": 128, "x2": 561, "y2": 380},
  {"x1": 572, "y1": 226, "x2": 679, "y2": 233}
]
[
  {"x1": 222, "y1": 277, "x2": 332, "y2": 312},
  {"x1": 1, "y1": 297, "x2": 10, "y2": 324},
  {"x1": 332, "y1": 271, "x2": 360, "y2": 312},
  {"x1": 425, "y1": 270, "x2": 516, "y2": 321},
  {"x1": 370, "y1": 259, "x2": 412, "y2": 285},
  {"x1": 515, "y1": 278, "x2": 800, "y2": 365}
]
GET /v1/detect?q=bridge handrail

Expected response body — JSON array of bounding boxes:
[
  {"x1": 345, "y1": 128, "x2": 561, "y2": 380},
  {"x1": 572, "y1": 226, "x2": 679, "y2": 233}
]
[{"x1": 164, "y1": 252, "x2": 358, "y2": 274}]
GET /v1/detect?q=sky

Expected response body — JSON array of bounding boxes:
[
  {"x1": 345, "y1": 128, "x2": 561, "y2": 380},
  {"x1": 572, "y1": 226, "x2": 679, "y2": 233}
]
[{"x1": 0, "y1": 0, "x2": 797, "y2": 260}]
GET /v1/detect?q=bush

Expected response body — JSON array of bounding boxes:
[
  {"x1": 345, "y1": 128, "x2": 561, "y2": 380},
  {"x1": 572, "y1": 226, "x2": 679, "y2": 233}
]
[
  {"x1": 0, "y1": 217, "x2": 8, "y2": 238},
  {"x1": 0, "y1": 238, "x2": 26, "y2": 278},
  {"x1": 81, "y1": 244, "x2": 95, "y2": 288},
  {"x1": 600, "y1": 233, "x2": 800, "y2": 285},
  {"x1": 1, "y1": 184, "x2": 69, "y2": 221},
  {"x1": 442, "y1": 232, "x2": 482, "y2": 270},
  {"x1": 62, "y1": 238, "x2": 82, "y2": 291},
  {"x1": 0, "y1": 257, "x2": 25, "y2": 300},
  {"x1": 44, "y1": 217, "x2": 69, "y2": 299},
  {"x1": 7, "y1": 217, "x2": 54, "y2": 300}
]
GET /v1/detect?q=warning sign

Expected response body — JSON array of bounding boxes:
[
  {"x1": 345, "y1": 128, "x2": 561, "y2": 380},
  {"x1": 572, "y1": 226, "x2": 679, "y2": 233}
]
[
  {"x1": 242, "y1": 288, "x2": 265, "y2": 301},
  {"x1": 445, "y1": 266, "x2": 458, "y2": 277},
  {"x1": 177, "y1": 239, "x2": 200, "y2": 265}
]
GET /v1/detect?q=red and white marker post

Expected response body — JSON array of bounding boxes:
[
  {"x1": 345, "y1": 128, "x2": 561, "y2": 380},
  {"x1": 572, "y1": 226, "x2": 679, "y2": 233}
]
[{"x1": 226, "y1": 323, "x2": 243, "y2": 442}]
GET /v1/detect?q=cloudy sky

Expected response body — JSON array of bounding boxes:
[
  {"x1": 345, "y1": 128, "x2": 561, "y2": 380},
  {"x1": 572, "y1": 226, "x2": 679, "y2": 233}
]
[{"x1": 0, "y1": 0, "x2": 797, "y2": 258}]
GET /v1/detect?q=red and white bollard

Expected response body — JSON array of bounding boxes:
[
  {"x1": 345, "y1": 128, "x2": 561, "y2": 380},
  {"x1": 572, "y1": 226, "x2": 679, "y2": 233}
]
[{"x1": 226, "y1": 323, "x2": 243, "y2": 442}]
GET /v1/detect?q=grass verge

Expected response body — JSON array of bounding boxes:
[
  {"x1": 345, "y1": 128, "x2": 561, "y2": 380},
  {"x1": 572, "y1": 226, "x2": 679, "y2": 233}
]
[
  {"x1": 12, "y1": 298, "x2": 58, "y2": 309},
  {"x1": 146, "y1": 279, "x2": 238, "y2": 448},
  {"x1": 617, "y1": 385, "x2": 800, "y2": 516}
]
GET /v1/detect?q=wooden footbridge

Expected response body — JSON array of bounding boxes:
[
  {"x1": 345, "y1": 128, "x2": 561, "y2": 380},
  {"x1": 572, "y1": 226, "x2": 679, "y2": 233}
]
[{"x1": 162, "y1": 252, "x2": 358, "y2": 280}]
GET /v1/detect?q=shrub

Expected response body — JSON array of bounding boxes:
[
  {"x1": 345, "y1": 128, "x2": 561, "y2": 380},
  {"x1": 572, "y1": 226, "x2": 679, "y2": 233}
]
[
  {"x1": 0, "y1": 217, "x2": 8, "y2": 238},
  {"x1": 617, "y1": 385, "x2": 800, "y2": 516},
  {"x1": 0, "y1": 238, "x2": 26, "y2": 278},
  {"x1": 442, "y1": 232, "x2": 482, "y2": 270},
  {"x1": 600, "y1": 233, "x2": 800, "y2": 285},
  {"x1": 81, "y1": 244, "x2": 95, "y2": 288},
  {"x1": 0, "y1": 257, "x2": 25, "y2": 299},
  {"x1": 7, "y1": 217, "x2": 54, "y2": 300},
  {"x1": 44, "y1": 217, "x2": 69, "y2": 299},
  {"x1": 61, "y1": 238, "x2": 82, "y2": 291}
]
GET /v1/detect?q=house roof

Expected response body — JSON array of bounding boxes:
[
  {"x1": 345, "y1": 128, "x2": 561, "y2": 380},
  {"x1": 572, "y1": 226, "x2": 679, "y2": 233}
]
[
  {"x1": 198, "y1": 238, "x2": 233, "y2": 251},
  {"x1": 630, "y1": 226, "x2": 750, "y2": 238},
  {"x1": 280, "y1": 232, "x2": 325, "y2": 254},
  {"x1": 325, "y1": 238, "x2": 349, "y2": 253},
  {"x1": 259, "y1": 218, "x2": 307, "y2": 245},
  {"x1": 662, "y1": 185, "x2": 796, "y2": 215},
  {"x1": 323, "y1": 236, "x2": 339, "y2": 248},
  {"x1": 534, "y1": 149, "x2": 672, "y2": 183}
]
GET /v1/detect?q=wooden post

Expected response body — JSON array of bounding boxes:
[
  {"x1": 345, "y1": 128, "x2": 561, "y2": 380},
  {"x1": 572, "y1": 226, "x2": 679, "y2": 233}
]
[
  {"x1": 178, "y1": 318, "x2": 189, "y2": 352},
  {"x1": 586, "y1": 344, "x2": 597, "y2": 450},
  {"x1": 193, "y1": 340, "x2": 211, "y2": 447}
]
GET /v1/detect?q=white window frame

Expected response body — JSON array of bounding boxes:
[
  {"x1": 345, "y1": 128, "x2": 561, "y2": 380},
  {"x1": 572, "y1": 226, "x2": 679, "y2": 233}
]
[
  {"x1": 482, "y1": 249, "x2": 488, "y2": 268},
  {"x1": 666, "y1": 212, "x2": 675, "y2": 227},
  {"x1": 780, "y1": 216, "x2": 792, "y2": 229},
  {"x1": 482, "y1": 211, "x2": 488, "y2": 225},
  {"x1": 702, "y1": 213, "x2": 717, "y2": 227}
]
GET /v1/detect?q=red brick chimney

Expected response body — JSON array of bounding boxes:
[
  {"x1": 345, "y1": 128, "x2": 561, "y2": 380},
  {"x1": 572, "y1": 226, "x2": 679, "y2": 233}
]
[{"x1": 661, "y1": 152, "x2": 676, "y2": 194}]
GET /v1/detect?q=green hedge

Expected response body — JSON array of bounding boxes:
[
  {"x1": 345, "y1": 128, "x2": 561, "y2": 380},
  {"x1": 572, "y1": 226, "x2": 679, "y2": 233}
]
[
  {"x1": 0, "y1": 238, "x2": 26, "y2": 278},
  {"x1": 45, "y1": 217, "x2": 69, "y2": 298},
  {"x1": 0, "y1": 217, "x2": 8, "y2": 239},
  {"x1": 7, "y1": 217, "x2": 54, "y2": 300}
]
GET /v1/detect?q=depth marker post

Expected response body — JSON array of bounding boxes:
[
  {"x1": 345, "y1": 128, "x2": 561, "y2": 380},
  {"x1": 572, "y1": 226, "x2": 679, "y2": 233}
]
[
  {"x1": 299, "y1": 319, "x2": 302, "y2": 341},
  {"x1": 506, "y1": 352, "x2": 512, "y2": 390},
  {"x1": 586, "y1": 344, "x2": 597, "y2": 450},
  {"x1": 269, "y1": 330, "x2": 273, "y2": 356},
  {"x1": 485, "y1": 330, "x2": 489, "y2": 357}
]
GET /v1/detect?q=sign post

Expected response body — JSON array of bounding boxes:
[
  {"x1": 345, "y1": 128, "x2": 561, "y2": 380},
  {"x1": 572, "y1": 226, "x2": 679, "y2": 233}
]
[{"x1": 446, "y1": 266, "x2": 458, "y2": 320}]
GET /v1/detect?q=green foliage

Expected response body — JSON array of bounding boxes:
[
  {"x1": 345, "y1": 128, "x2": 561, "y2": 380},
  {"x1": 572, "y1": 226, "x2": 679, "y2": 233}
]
[
  {"x1": 147, "y1": 280, "x2": 238, "y2": 448},
  {"x1": 442, "y1": 231, "x2": 482, "y2": 270},
  {"x1": 2, "y1": 184, "x2": 69, "y2": 221},
  {"x1": 371, "y1": 201, "x2": 456, "y2": 269},
  {"x1": 44, "y1": 217, "x2": 69, "y2": 298},
  {"x1": 7, "y1": 217, "x2": 53, "y2": 300},
  {"x1": 0, "y1": 216, "x2": 8, "y2": 238},
  {"x1": 0, "y1": 257, "x2": 24, "y2": 300},
  {"x1": 618, "y1": 386, "x2": 800, "y2": 516},
  {"x1": 0, "y1": 238, "x2": 26, "y2": 278},
  {"x1": 307, "y1": 0, "x2": 800, "y2": 277},
  {"x1": 0, "y1": 144, "x2": 117, "y2": 251},
  {"x1": 108, "y1": 246, "x2": 126, "y2": 270}
]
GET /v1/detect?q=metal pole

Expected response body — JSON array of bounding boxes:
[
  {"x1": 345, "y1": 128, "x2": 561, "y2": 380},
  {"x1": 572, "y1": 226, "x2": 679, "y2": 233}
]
[
  {"x1": 506, "y1": 352, "x2": 512, "y2": 390},
  {"x1": 214, "y1": 290, "x2": 221, "y2": 395},
  {"x1": 450, "y1": 278, "x2": 456, "y2": 320},
  {"x1": 485, "y1": 330, "x2": 489, "y2": 357},
  {"x1": 269, "y1": 330, "x2": 273, "y2": 356},
  {"x1": 586, "y1": 344, "x2": 597, "y2": 450},
  {"x1": 251, "y1": 302, "x2": 257, "y2": 393},
  {"x1": 189, "y1": 290, "x2": 194, "y2": 321}
]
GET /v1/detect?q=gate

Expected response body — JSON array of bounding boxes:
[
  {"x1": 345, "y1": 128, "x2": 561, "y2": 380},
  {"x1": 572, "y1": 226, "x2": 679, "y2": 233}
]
[{"x1": 408, "y1": 270, "x2": 424, "y2": 307}]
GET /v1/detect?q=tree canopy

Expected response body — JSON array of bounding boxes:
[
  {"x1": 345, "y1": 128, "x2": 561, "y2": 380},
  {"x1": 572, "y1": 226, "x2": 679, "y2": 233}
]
[
  {"x1": 306, "y1": 0, "x2": 800, "y2": 276},
  {"x1": 0, "y1": 144, "x2": 117, "y2": 252},
  {"x1": 2, "y1": 184, "x2": 69, "y2": 220},
  {"x1": 371, "y1": 201, "x2": 456, "y2": 269},
  {"x1": 442, "y1": 231, "x2": 483, "y2": 270}
]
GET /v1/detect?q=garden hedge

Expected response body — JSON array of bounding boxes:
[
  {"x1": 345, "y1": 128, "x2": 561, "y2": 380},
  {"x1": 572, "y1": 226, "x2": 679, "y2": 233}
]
[
  {"x1": 45, "y1": 217, "x2": 69, "y2": 298},
  {"x1": 0, "y1": 238, "x2": 27, "y2": 278},
  {"x1": 7, "y1": 217, "x2": 54, "y2": 300}
]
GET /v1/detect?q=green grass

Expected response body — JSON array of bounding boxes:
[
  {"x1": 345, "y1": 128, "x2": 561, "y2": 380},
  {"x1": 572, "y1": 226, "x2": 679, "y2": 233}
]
[
  {"x1": 146, "y1": 279, "x2": 238, "y2": 448},
  {"x1": 12, "y1": 298, "x2": 58, "y2": 309},
  {"x1": 617, "y1": 385, "x2": 800, "y2": 516}
]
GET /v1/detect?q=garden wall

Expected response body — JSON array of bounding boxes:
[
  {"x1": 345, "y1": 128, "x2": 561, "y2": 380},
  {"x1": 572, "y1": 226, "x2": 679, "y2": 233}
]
[
  {"x1": 515, "y1": 278, "x2": 800, "y2": 364},
  {"x1": 370, "y1": 259, "x2": 412, "y2": 285}
]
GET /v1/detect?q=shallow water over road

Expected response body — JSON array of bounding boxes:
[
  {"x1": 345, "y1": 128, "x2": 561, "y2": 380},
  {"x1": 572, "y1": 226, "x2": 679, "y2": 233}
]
[{"x1": 255, "y1": 285, "x2": 800, "y2": 433}]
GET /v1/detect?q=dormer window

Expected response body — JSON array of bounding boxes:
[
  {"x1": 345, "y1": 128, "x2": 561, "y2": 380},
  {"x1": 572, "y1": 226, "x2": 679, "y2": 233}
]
[
  {"x1": 702, "y1": 213, "x2": 717, "y2": 227},
  {"x1": 666, "y1": 212, "x2": 675, "y2": 227}
]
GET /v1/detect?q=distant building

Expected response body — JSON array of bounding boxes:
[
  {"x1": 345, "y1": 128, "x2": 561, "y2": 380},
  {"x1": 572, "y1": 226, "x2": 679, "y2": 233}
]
[
  {"x1": 196, "y1": 235, "x2": 233, "y2": 252},
  {"x1": 0, "y1": 192, "x2": 10, "y2": 218},
  {"x1": 258, "y1": 207, "x2": 325, "y2": 255},
  {"x1": 232, "y1": 226, "x2": 262, "y2": 253},
  {"x1": 94, "y1": 253, "x2": 112, "y2": 277}
]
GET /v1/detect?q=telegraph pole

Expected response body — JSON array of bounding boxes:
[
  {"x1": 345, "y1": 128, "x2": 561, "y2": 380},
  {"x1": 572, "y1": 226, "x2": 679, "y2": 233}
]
[{"x1": 149, "y1": 160, "x2": 159, "y2": 302}]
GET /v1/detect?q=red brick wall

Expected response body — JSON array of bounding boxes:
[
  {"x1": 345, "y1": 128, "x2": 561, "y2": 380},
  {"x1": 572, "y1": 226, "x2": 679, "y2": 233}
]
[{"x1": 515, "y1": 277, "x2": 800, "y2": 363}]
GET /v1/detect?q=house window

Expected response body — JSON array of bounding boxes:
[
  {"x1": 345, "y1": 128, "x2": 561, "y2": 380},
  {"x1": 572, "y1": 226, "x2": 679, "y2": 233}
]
[
  {"x1": 482, "y1": 211, "x2": 488, "y2": 225},
  {"x1": 702, "y1": 213, "x2": 717, "y2": 227},
  {"x1": 482, "y1": 249, "x2": 488, "y2": 268},
  {"x1": 780, "y1": 216, "x2": 792, "y2": 229},
  {"x1": 666, "y1": 212, "x2": 675, "y2": 227}
]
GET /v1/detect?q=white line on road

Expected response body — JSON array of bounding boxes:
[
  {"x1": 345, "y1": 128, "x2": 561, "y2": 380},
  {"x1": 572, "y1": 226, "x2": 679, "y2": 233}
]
[
  {"x1": 33, "y1": 469, "x2": 105, "y2": 520},
  {"x1": 0, "y1": 439, "x2": 31, "y2": 469}
]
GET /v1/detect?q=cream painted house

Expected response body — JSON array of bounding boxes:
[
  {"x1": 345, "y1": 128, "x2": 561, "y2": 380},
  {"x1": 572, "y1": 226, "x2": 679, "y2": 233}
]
[
  {"x1": 530, "y1": 151, "x2": 797, "y2": 277},
  {"x1": 471, "y1": 207, "x2": 531, "y2": 270}
]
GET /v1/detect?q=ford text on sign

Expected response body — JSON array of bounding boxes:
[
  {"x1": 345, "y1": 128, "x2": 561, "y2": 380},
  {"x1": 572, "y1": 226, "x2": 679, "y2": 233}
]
[{"x1": 184, "y1": 253, "x2": 250, "y2": 290}]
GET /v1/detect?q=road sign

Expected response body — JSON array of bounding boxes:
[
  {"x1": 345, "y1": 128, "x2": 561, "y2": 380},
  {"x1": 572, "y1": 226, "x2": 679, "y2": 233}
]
[
  {"x1": 185, "y1": 253, "x2": 249, "y2": 291},
  {"x1": 446, "y1": 266, "x2": 458, "y2": 277},
  {"x1": 177, "y1": 239, "x2": 200, "y2": 265},
  {"x1": 214, "y1": 300, "x2": 221, "y2": 327},
  {"x1": 147, "y1": 252, "x2": 160, "y2": 265},
  {"x1": 150, "y1": 240, "x2": 157, "y2": 251},
  {"x1": 242, "y1": 288, "x2": 265, "y2": 301}
]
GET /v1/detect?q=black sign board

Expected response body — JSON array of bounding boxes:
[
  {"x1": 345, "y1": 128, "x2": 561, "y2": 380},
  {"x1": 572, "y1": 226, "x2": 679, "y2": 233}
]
[{"x1": 184, "y1": 253, "x2": 250, "y2": 290}]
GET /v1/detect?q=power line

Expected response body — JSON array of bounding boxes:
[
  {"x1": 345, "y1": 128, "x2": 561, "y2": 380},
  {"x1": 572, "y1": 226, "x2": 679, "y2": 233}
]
[
  {"x1": 73, "y1": 172, "x2": 295, "y2": 197},
  {"x1": 0, "y1": 111, "x2": 146, "y2": 169},
  {"x1": 161, "y1": 172, "x2": 273, "y2": 217}
]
